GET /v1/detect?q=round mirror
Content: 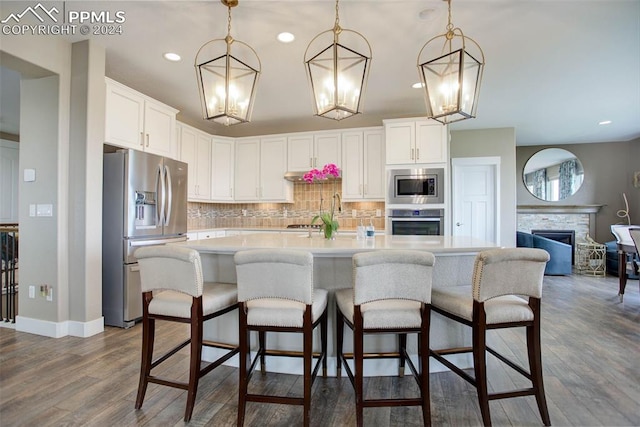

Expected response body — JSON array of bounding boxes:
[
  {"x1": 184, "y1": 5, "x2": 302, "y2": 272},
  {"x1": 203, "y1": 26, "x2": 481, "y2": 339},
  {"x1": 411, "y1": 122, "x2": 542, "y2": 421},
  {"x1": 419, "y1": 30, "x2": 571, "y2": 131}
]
[{"x1": 523, "y1": 148, "x2": 584, "y2": 201}]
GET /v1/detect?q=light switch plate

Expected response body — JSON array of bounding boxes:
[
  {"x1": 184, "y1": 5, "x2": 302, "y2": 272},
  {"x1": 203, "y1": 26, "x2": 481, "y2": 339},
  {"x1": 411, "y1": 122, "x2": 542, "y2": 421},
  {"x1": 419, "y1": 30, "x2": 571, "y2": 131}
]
[
  {"x1": 36, "y1": 204, "x2": 53, "y2": 217},
  {"x1": 23, "y1": 168, "x2": 36, "y2": 182}
]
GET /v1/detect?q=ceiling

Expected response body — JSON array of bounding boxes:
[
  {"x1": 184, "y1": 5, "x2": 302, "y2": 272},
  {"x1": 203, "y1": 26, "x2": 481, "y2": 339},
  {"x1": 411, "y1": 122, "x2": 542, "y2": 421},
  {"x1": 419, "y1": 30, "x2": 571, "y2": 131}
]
[{"x1": 1, "y1": 0, "x2": 639, "y2": 146}]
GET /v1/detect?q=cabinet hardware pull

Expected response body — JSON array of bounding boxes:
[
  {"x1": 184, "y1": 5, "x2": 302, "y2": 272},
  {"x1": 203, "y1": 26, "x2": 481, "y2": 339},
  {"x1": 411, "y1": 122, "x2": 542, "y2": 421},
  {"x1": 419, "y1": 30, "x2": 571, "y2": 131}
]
[
  {"x1": 416, "y1": 148, "x2": 420, "y2": 159},
  {"x1": 364, "y1": 184, "x2": 368, "y2": 195},
  {"x1": 456, "y1": 222, "x2": 463, "y2": 226},
  {"x1": 140, "y1": 132, "x2": 144, "y2": 147},
  {"x1": 146, "y1": 134, "x2": 150, "y2": 147},
  {"x1": 411, "y1": 148, "x2": 414, "y2": 160}
]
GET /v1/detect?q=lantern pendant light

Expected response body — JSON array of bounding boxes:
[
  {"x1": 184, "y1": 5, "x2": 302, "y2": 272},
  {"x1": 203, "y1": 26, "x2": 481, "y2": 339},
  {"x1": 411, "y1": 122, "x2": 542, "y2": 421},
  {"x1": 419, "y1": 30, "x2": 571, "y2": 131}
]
[
  {"x1": 195, "y1": 0, "x2": 261, "y2": 126},
  {"x1": 304, "y1": 0, "x2": 372, "y2": 121},
  {"x1": 417, "y1": 0, "x2": 485, "y2": 124}
]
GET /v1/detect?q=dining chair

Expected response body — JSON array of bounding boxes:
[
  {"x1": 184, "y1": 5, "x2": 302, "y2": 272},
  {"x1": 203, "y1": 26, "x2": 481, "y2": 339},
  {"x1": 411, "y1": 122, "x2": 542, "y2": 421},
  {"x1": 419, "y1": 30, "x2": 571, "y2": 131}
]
[
  {"x1": 335, "y1": 250, "x2": 435, "y2": 427},
  {"x1": 134, "y1": 245, "x2": 239, "y2": 422},
  {"x1": 430, "y1": 247, "x2": 551, "y2": 427},
  {"x1": 234, "y1": 249, "x2": 328, "y2": 427},
  {"x1": 611, "y1": 225, "x2": 640, "y2": 301}
]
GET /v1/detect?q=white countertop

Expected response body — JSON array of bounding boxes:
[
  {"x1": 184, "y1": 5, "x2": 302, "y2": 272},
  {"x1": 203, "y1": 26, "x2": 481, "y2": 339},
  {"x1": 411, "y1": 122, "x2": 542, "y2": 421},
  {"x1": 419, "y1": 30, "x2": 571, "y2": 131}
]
[{"x1": 178, "y1": 232, "x2": 500, "y2": 257}]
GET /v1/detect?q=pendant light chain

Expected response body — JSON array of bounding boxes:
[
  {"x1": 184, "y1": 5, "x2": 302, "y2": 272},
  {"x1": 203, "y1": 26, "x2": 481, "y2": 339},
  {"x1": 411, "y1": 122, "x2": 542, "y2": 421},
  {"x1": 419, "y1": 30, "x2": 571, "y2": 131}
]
[
  {"x1": 334, "y1": 0, "x2": 341, "y2": 33},
  {"x1": 446, "y1": 0, "x2": 454, "y2": 39}
]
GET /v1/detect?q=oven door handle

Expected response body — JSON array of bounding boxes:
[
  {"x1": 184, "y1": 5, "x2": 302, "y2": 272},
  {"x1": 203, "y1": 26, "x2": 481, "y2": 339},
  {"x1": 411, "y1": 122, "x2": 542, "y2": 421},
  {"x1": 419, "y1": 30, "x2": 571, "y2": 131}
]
[{"x1": 390, "y1": 217, "x2": 442, "y2": 222}]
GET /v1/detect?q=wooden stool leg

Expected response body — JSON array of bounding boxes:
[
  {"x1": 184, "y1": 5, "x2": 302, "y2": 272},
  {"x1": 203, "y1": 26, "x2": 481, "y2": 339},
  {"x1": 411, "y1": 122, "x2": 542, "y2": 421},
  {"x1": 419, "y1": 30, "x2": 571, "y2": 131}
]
[
  {"x1": 321, "y1": 310, "x2": 328, "y2": 377},
  {"x1": 238, "y1": 305, "x2": 250, "y2": 427},
  {"x1": 135, "y1": 317, "x2": 154, "y2": 410},
  {"x1": 473, "y1": 321, "x2": 491, "y2": 427},
  {"x1": 420, "y1": 306, "x2": 431, "y2": 426},
  {"x1": 184, "y1": 300, "x2": 203, "y2": 422},
  {"x1": 303, "y1": 307, "x2": 312, "y2": 427},
  {"x1": 398, "y1": 333, "x2": 407, "y2": 377},
  {"x1": 354, "y1": 306, "x2": 365, "y2": 427},
  {"x1": 259, "y1": 331, "x2": 267, "y2": 374},
  {"x1": 528, "y1": 300, "x2": 551, "y2": 426},
  {"x1": 336, "y1": 305, "x2": 344, "y2": 379}
]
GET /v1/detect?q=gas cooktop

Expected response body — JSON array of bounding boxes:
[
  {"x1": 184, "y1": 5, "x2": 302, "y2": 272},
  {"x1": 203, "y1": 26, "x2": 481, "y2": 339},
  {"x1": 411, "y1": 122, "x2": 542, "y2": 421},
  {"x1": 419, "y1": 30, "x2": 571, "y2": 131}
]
[{"x1": 286, "y1": 224, "x2": 322, "y2": 229}]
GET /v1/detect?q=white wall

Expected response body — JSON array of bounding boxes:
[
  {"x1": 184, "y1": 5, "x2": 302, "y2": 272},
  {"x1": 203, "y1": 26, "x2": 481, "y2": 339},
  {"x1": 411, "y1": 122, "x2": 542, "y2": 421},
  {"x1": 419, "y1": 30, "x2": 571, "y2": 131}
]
[{"x1": 450, "y1": 128, "x2": 517, "y2": 247}]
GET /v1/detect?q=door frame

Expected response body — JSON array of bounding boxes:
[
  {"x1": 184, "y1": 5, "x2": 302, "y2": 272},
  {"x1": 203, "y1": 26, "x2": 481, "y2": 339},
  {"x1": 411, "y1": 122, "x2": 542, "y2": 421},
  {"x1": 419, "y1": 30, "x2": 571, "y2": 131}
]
[{"x1": 451, "y1": 156, "x2": 501, "y2": 244}]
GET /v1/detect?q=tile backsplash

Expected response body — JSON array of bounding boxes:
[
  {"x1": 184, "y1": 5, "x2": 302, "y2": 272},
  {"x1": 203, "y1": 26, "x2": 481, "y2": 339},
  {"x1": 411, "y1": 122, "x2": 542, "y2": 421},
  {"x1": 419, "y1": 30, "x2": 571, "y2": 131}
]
[{"x1": 188, "y1": 182, "x2": 385, "y2": 230}]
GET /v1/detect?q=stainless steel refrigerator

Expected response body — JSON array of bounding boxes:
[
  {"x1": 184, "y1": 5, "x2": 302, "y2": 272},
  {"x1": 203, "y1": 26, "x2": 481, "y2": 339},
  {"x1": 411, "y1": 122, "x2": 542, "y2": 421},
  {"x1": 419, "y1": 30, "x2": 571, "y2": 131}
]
[{"x1": 102, "y1": 149, "x2": 188, "y2": 328}]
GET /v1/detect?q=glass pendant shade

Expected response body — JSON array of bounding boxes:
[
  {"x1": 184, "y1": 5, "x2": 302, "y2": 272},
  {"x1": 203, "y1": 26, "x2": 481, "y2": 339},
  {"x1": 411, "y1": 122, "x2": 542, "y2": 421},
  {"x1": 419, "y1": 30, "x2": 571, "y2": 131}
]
[
  {"x1": 417, "y1": 1, "x2": 484, "y2": 124},
  {"x1": 305, "y1": 29, "x2": 371, "y2": 121},
  {"x1": 195, "y1": 1, "x2": 260, "y2": 126}
]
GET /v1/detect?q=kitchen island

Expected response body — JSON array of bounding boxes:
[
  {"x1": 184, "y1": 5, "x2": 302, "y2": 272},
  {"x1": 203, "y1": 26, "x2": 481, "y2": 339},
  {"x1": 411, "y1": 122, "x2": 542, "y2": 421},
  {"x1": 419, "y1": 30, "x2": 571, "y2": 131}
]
[{"x1": 177, "y1": 233, "x2": 501, "y2": 375}]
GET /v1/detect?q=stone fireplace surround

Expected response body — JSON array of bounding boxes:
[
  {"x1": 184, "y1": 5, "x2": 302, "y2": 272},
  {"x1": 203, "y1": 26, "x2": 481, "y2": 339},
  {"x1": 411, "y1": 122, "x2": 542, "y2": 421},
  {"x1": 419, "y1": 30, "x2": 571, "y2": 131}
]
[{"x1": 517, "y1": 205, "x2": 603, "y2": 261}]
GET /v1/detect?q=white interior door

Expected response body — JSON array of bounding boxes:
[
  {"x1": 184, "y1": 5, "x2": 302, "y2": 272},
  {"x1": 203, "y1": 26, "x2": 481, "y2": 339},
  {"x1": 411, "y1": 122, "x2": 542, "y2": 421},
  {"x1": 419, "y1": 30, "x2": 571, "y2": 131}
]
[{"x1": 452, "y1": 157, "x2": 500, "y2": 244}]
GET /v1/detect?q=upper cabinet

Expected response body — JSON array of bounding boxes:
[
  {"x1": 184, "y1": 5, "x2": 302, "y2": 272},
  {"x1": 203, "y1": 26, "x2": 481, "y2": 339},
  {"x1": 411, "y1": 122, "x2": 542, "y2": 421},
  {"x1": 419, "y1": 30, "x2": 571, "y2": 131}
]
[
  {"x1": 211, "y1": 137, "x2": 235, "y2": 202},
  {"x1": 235, "y1": 137, "x2": 292, "y2": 202},
  {"x1": 384, "y1": 119, "x2": 448, "y2": 165},
  {"x1": 341, "y1": 129, "x2": 385, "y2": 201},
  {"x1": 105, "y1": 78, "x2": 178, "y2": 158},
  {"x1": 288, "y1": 132, "x2": 341, "y2": 171},
  {"x1": 178, "y1": 123, "x2": 211, "y2": 201}
]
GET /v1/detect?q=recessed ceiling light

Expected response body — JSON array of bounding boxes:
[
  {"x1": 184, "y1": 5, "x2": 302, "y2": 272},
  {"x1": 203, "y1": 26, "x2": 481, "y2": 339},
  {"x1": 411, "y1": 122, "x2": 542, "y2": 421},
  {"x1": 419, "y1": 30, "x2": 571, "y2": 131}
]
[
  {"x1": 277, "y1": 32, "x2": 295, "y2": 43},
  {"x1": 163, "y1": 52, "x2": 181, "y2": 62},
  {"x1": 598, "y1": 120, "x2": 612, "y2": 125},
  {"x1": 412, "y1": 82, "x2": 424, "y2": 89}
]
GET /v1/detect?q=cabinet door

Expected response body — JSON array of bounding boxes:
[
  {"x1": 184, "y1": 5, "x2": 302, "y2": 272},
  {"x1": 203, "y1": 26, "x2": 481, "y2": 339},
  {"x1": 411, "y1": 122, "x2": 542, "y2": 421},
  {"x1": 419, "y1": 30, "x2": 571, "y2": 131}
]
[
  {"x1": 415, "y1": 121, "x2": 447, "y2": 163},
  {"x1": 211, "y1": 138, "x2": 235, "y2": 201},
  {"x1": 144, "y1": 101, "x2": 176, "y2": 158},
  {"x1": 314, "y1": 132, "x2": 341, "y2": 169},
  {"x1": 385, "y1": 122, "x2": 415, "y2": 164},
  {"x1": 341, "y1": 131, "x2": 364, "y2": 200},
  {"x1": 179, "y1": 125, "x2": 199, "y2": 199},
  {"x1": 105, "y1": 82, "x2": 144, "y2": 149},
  {"x1": 363, "y1": 129, "x2": 385, "y2": 199},
  {"x1": 194, "y1": 133, "x2": 212, "y2": 199},
  {"x1": 234, "y1": 139, "x2": 260, "y2": 201},
  {"x1": 287, "y1": 134, "x2": 314, "y2": 171},
  {"x1": 260, "y1": 137, "x2": 291, "y2": 201}
]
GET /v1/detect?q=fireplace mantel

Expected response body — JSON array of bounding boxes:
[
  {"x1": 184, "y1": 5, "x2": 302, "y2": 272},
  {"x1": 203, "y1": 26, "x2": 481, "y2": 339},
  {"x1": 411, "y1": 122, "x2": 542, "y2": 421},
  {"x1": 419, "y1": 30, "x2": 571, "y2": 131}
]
[{"x1": 517, "y1": 205, "x2": 604, "y2": 214}]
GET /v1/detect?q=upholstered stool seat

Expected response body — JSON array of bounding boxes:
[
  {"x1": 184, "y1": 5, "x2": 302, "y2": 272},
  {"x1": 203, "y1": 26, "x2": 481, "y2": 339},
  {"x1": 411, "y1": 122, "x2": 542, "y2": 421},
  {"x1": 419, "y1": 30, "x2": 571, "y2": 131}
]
[
  {"x1": 234, "y1": 249, "x2": 328, "y2": 427},
  {"x1": 134, "y1": 245, "x2": 239, "y2": 422},
  {"x1": 336, "y1": 250, "x2": 435, "y2": 427},
  {"x1": 245, "y1": 291, "x2": 328, "y2": 327},
  {"x1": 431, "y1": 286, "x2": 535, "y2": 323}
]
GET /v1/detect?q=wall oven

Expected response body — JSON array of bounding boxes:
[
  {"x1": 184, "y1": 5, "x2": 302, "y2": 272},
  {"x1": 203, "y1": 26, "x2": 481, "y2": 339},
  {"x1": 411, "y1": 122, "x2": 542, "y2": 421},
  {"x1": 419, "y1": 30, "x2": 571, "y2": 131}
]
[
  {"x1": 387, "y1": 209, "x2": 444, "y2": 236},
  {"x1": 387, "y1": 168, "x2": 444, "y2": 205}
]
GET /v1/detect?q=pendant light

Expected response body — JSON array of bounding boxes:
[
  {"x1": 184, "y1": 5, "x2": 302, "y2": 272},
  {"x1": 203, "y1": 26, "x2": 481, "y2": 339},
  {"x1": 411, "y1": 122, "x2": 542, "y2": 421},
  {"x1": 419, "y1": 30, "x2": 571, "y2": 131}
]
[
  {"x1": 417, "y1": 0, "x2": 484, "y2": 124},
  {"x1": 304, "y1": 0, "x2": 372, "y2": 121},
  {"x1": 195, "y1": 0, "x2": 260, "y2": 126}
]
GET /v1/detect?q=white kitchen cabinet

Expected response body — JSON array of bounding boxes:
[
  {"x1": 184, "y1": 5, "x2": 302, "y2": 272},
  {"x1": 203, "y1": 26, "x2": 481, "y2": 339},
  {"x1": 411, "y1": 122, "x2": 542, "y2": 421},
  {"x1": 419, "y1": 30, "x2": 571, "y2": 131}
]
[
  {"x1": 235, "y1": 137, "x2": 292, "y2": 202},
  {"x1": 105, "y1": 78, "x2": 178, "y2": 158},
  {"x1": 287, "y1": 132, "x2": 341, "y2": 171},
  {"x1": 384, "y1": 119, "x2": 447, "y2": 165},
  {"x1": 211, "y1": 137, "x2": 235, "y2": 201},
  {"x1": 186, "y1": 232, "x2": 198, "y2": 241},
  {"x1": 179, "y1": 123, "x2": 211, "y2": 201},
  {"x1": 341, "y1": 129, "x2": 385, "y2": 201}
]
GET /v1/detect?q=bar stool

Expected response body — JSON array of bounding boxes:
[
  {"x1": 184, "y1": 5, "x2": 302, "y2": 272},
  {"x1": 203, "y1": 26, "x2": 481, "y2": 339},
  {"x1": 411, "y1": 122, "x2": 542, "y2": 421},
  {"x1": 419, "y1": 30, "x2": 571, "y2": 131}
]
[
  {"x1": 234, "y1": 249, "x2": 328, "y2": 427},
  {"x1": 335, "y1": 250, "x2": 435, "y2": 427},
  {"x1": 134, "y1": 245, "x2": 239, "y2": 422},
  {"x1": 430, "y1": 248, "x2": 551, "y2": 426}
]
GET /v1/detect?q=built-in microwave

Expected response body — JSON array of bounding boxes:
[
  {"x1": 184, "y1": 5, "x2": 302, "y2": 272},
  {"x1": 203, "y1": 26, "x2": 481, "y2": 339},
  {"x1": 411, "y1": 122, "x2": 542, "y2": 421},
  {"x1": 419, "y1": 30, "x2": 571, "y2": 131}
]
[{"x1": 387, "y1": 168, "x2": 444, "y2": 205}]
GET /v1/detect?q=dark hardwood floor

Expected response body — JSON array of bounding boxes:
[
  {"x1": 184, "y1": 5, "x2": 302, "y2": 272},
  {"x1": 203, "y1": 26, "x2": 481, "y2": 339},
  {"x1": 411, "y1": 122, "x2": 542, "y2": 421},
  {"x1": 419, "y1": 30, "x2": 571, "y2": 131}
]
[{"x1": 1, "y1": 274, "x2": 638, "y2": 426}]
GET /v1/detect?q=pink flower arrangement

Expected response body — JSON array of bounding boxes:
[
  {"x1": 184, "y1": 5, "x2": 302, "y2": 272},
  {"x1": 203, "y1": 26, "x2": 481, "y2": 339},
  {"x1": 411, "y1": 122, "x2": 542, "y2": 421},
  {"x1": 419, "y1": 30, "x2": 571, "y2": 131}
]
[
  {"x1": 304, "y1": 163, "x2": 342, "y2": 239},
  {"x1": 303, "y1": 163, "x2": 341, "y2": 183}
]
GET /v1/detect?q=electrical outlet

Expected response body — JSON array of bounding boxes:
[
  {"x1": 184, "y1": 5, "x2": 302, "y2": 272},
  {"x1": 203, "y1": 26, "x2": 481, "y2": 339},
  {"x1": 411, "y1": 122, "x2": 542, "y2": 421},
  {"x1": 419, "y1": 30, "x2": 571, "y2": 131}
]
[
  {"x1": 283, "y1": 208, "x2": 288, "y2": 218},
  {"x1": 242, "y1": 209, "x2": 247, "y2": 217},
  {"x1": 29, "y1": 285, "x2": 35, "y2": 299},
  {"x1": 352, "y1": 209, "x2": 357, "y2": 218},
  {"x1": 376, "y1": 209, "x2": 382, "y2": 217}
]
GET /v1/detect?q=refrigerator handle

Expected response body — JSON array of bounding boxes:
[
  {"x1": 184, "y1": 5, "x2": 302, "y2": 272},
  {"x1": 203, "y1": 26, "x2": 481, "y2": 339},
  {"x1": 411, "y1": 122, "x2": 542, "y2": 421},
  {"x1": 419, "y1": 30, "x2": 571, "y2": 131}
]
[
  {"x1": 156, "y1": 165, "x2": 164, "y2": 225},
  {"x1": 164, "y1": 165, "x2": 172, "y2": 226}
]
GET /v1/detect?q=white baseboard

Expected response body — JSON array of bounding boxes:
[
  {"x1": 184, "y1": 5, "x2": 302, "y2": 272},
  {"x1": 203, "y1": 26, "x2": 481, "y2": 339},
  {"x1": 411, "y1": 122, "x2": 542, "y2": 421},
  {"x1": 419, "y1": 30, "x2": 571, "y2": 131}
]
[{"x1": 15, "y1": 315, "x2": 104, "y2": 338}]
